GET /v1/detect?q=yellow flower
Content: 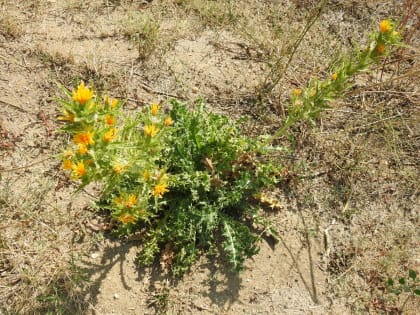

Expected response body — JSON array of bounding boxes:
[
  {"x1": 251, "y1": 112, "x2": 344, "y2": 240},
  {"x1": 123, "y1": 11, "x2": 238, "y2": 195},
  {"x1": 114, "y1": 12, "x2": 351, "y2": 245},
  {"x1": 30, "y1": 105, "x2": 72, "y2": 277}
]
[
  {"x1": 153, "y1": 183, "x2": 169, "y2": 198},
  {"x1": 151, "y1": 103, "x2": 160, "y2": 115},
  {"x1": 72, "y1": 161, "x2": 86, "y2": 178},
  {"x1": 144, "y1": 124, "x2": 159, "y2": 137},
  {"x1": 58, "y1": 110, "x2": 75, "y2": 122},
  {"x1": 331, "y1": 72, "x2": 338, "y2": 81},
  {"x1": 114, "y1": 197, "x2": 123, "y2": 205},
  {"x1": 105, "y1": 114, "x2": 116, "y2": 126},
  {"x1": 104, "y1": 95, "x2": 119, "y2": 108},
  {"x1": 164, "y1": 117, "x2": 173, "y2": 126},
  {"x1": 124, "y1": 194, "x2": 137, "y2": 208},
  {"x1": 72, "y1": 82, "x2": 93, "y2": 105},
  {"x1": 119, "y1": 213, "x2": 136, "y2": 224},
  {"x1": 293, "y1": 89, "x2": 302, "y2": 96},
  {"x1": 103, "y1": 128, "x2": 118, "y2": 142},
  {"x1": 376, "y1": 43, "x2": 385, "y2": 54},
  {"x1": 62, "y1": 159, "x2": 73, "y2": 170},
  {"x1": 73, "y1": 130, "x2": 95, "y2": 145},
  {"x1": 78, "y1": 144, "x2": 88, "y2": 155},
  {"x1": 143, "y1": 170, "x2": 150, "y2": 180},
  {"x1": 113, "y1": 163, "x2": 124, "y2": 174},
  {"x1": 379, "y1": 20, "x2": 391, "y2": 33}
]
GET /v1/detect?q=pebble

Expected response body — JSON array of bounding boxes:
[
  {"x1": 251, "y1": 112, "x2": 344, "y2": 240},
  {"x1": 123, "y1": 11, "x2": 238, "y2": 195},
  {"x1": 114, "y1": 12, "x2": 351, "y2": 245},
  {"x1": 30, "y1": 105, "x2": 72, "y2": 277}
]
[
  {"x1": 91, "y1": 252, "x2": 100, "y2": 259},
  {"x1": 114, "y1": 293, "x2": 119, "y2": 300}
]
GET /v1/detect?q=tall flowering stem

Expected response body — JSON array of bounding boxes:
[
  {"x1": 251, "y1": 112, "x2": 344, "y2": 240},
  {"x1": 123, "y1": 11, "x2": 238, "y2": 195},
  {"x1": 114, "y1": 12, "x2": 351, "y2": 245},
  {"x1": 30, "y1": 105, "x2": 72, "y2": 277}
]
[{"x1": 265, "y1": 20, "x2": 402, "y2": 144}]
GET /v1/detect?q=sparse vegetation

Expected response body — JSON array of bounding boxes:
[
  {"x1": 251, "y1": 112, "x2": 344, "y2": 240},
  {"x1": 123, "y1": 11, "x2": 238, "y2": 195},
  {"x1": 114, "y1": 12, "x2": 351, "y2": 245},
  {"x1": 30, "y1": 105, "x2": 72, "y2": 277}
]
[
  {"x1": 122, "y1": 13, "x2": 160, "y2": 60},
  {"x1": 0, "y1": 0, "x2": 418, "y2": 314},
  {"x1": 0, "y1": 14, "x2": 22, "y2": 39}
]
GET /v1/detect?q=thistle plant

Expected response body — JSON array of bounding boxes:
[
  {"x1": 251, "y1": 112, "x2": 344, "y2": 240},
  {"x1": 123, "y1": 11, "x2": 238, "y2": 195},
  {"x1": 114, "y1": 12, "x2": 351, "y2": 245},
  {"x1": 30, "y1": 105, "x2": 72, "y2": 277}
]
[
  {"x1": 57, "y1": 20, "x2": 402, "y2": 276},
  {"x1": 58, "y1": 86, "x2": 279, "y2": 274},
  {"x1": 265, "y1": 19, "x2": 401, "y2": 142}
]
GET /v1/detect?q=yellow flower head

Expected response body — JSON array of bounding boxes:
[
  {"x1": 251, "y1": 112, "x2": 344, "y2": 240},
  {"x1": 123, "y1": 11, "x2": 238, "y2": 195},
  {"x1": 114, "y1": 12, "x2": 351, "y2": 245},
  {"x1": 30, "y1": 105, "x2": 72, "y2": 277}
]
[
  {"x1": 72, "y1": 161, "x2": 86, "y2": 178},
  {"x1": 376, "y1": 43, "x2": 385, "y2": 54},
  {"x1": 113, "y1": 163, "x2": 125, "y2": 174},
  {"x1": 72, "y1": 82, "x2": 93, "y2": 105},
  {"x1": 104, "y1": 95, "x2": 119, "y2": 108},
  {"x1": 151, "y1": 103, "x2": 160, "y2": 115},
  {"x1": 73, "y1": 130, "x2": 95, "y2": 146},
  {"x1": 379, "y1": 20, "x2": 391, "y2": 33},
  {"x1": 58, "y1": 110, "x2": 75, "y2": 122},
  {"x1": 164, "y1": 117, "x2": 173, "y2": 126},
  {"x1": 293, "y1": 89, "x2": 302, "y2": 96},
  {"x1": 143, "y1": 170, "x2": 150, "y2": 180},
  {"x1": 331, "y1": 72, "x2": 338, "y2": 81},
  {"x1": 78, "y1": 144, "x2": 88, "y2": 155},
  {"x1": 62, "y1": 159, "x2": 73, "y2": 171},
  {"x1": 153, "y1": 183, "x2": 169, "y2": 198},
  {"x1": 114, "y1": 196, "x2": 123, "y2": 205},
  {"x1": 144, "y1": 124, "x2": 159, "y2": 137},
  {"x1": 124, "y1": 194, "x2": 137, "y2": 208},
  {"x1": 105, "y1": 114, "x2": 116, "y2": 126},
  {"x1": 119, "y1": 213, "x2": 136, "y2": 224},
  {"x1": 103, "y1": 128, "x2": 118, "y2": 142}
]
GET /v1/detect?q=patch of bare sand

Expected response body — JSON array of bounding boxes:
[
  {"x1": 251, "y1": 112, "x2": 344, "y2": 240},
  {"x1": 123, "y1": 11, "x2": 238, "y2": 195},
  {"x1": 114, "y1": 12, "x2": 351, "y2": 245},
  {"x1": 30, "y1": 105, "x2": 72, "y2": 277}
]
[{"x1": 87, "y1": 205, "x2": 346, "y2": 315}]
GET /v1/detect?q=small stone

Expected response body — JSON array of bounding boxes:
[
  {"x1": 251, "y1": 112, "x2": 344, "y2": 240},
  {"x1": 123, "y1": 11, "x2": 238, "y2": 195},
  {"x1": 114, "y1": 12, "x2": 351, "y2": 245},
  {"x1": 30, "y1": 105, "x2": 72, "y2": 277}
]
[
  {"x1": 191, "y1": 86, "x2": 199, "y2": 93},
  {"x1": 91, "y1": 252, "x2": 100, "y2": 259},
  {"x1": 114, "y1": 293, "x2": 119, "y2": 300}
]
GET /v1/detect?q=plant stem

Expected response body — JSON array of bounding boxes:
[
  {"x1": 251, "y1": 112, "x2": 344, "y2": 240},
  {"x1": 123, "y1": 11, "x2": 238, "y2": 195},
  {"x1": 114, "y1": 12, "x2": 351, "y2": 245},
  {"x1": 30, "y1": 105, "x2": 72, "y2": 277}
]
[{"x1": 259, "y1": 0, "x2": 329, "y2": 99}]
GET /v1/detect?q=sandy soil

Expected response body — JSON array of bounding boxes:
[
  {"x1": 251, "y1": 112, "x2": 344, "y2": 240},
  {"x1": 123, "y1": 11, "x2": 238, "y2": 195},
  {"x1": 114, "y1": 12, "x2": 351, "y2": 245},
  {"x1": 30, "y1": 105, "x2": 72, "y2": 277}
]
[{"x1": 1, "y1": 0, "x2": 418, "y2": 314}]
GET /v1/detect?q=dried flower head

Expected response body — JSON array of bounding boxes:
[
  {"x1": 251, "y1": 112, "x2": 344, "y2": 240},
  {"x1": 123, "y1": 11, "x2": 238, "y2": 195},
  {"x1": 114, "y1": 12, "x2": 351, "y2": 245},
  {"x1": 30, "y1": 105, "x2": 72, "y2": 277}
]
[{"x1": 376, "y1": 43, "x2": 385, "y2": 54}]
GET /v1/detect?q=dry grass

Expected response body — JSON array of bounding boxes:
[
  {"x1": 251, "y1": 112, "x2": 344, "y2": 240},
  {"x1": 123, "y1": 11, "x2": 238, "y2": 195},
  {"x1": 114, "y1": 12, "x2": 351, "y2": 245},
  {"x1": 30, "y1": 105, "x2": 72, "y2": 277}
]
[
  {"x1": 0, "y1": 14, "x2": 22, "y2": 39},
  {"x1": 0, "y1": 175, "x2": 97, "y2": 314},
  {"x1": 0, "y1": 0, "x2": 418, "y2": 313}
]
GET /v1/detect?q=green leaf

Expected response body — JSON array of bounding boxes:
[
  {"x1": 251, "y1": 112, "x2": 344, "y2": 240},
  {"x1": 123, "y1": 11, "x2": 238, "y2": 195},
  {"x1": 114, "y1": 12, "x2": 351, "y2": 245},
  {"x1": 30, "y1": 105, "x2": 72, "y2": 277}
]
[
  {"x1": 408, "y1": 269, "x2": 417, "y2": 280},
  {"x1": 399, "y1": 277, "x2": 406, "y2": 285},
  {"x1": 414, "y1": 289, "x2": 420, "y2": 296},
  {"x1": 222, "y1": 221, "x2": 239, "y2": 270},
  {"x1": 387, "y1": 278, "x2": 394, "y2": 286}
]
